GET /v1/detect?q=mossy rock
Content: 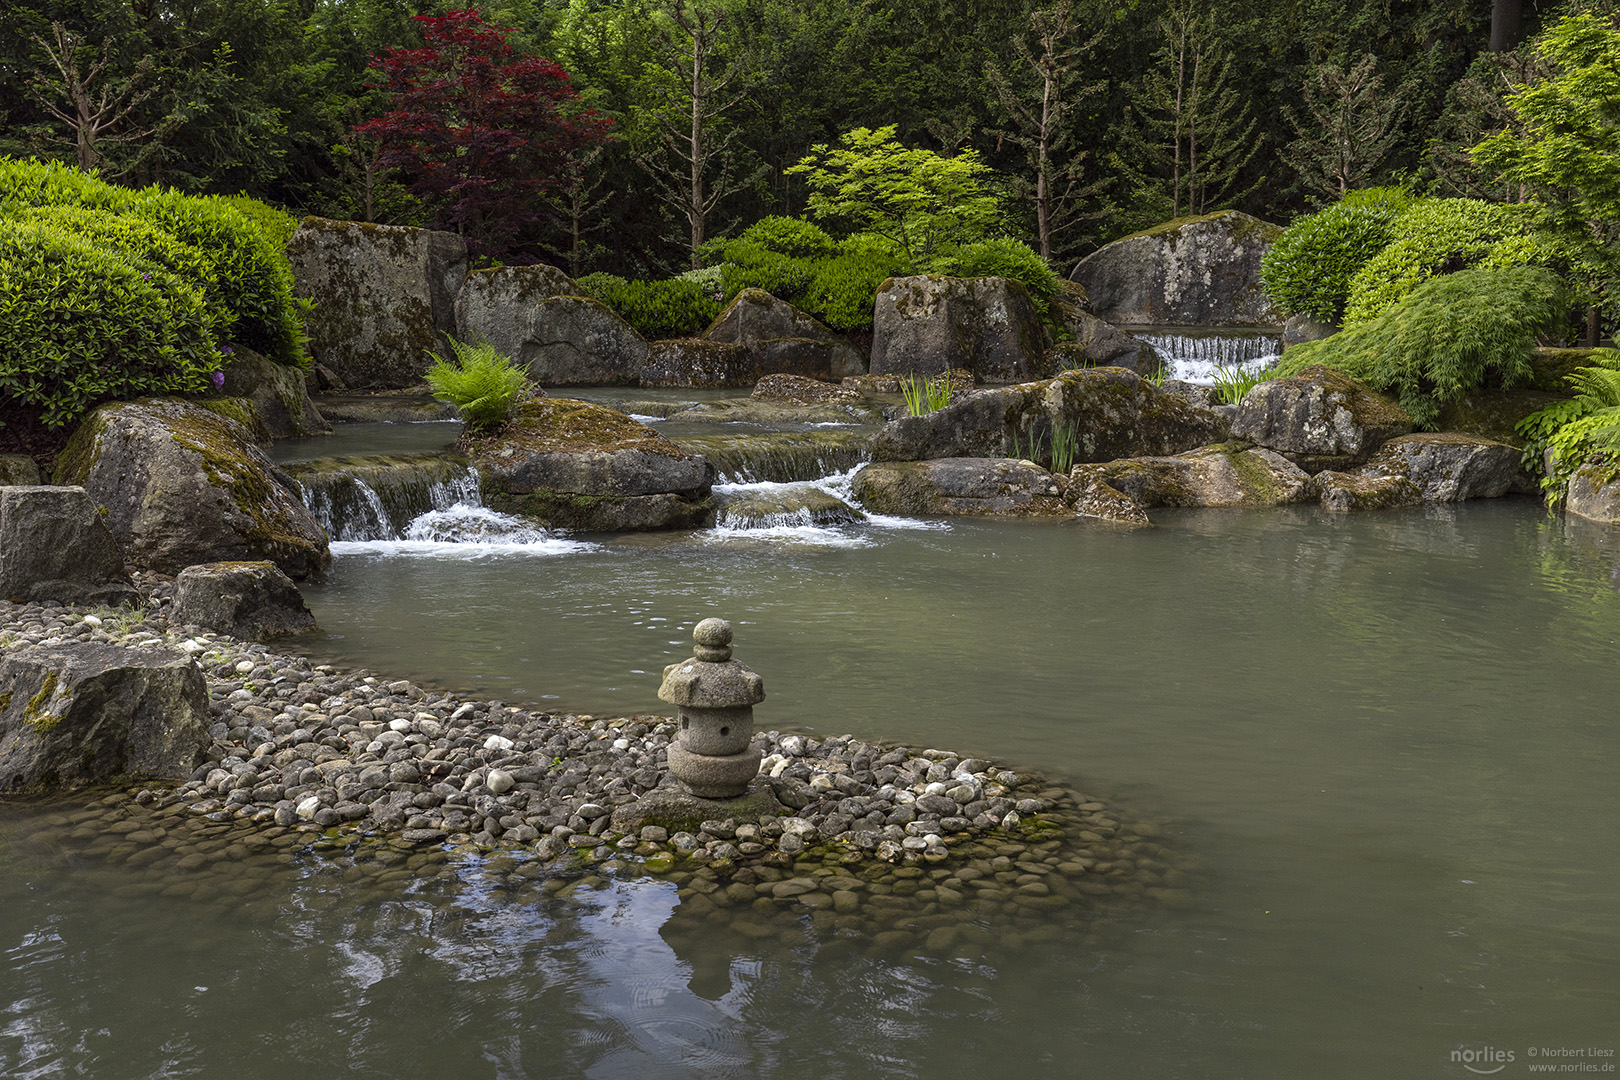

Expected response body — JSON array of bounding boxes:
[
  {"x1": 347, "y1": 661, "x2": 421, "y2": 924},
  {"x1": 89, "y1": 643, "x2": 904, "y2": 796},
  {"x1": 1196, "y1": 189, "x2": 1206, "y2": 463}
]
[
  {"x1": 1528, "y1": 347, "x2": 1620, "y2": 393},
  {"x1": 52, "y1": 398, "x2": 330, "y2": 579}
]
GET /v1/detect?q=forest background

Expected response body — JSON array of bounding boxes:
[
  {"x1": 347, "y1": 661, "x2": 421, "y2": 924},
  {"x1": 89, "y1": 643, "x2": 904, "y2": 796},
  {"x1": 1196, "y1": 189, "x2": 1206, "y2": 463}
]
[{"x1": 0, "y1": 0, "x2": 1572, "y2": 278}]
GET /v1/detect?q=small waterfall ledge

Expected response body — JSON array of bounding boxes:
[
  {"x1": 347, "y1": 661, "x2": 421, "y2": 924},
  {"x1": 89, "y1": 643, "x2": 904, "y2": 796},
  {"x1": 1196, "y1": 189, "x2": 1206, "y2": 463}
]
[
  {"x1": 286, "y1": 452, "x2": 480, "y2": 542},
  {"x1": 1127, "y1": 326, "x2": 1282, "y2": 383}
]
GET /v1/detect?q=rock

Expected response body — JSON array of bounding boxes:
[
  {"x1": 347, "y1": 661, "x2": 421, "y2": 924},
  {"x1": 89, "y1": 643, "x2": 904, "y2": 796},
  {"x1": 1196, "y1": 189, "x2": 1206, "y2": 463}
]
[
  {"x1": 312, "y1": 394, "x2": 458, "y2": 423},
  {"x1": 1360, "y1": 433, "x2": 1533, "y2": 501},
  {"x1": 0, "y1": 455, "x2": 41, "y2": 485},
  {"x1": 665, "y1": 397, "x2": 885, "y2": 426},
  {"x1": 53, "y1": 399, "x2": 331, "y2": 580},
  {"x1": 285, "y1": 218, "x2": 467, "y2": 389},
  {"x1": 1047, "y1": 311, "x2": 1161, "y2": 374},
  {"x1": 284, "y1": 452, "x2": 475, "y2": 541},
  {"x1": 641, "y1": 340, "x2": 753, "y2": 388},
  {"x1": 0, "y1": 486, "x2": 138, "y2": 605},
  {"x1": 1315, "y1": 470, "x2": 1422, "y2": 512},
  {"x1": 1283, "y1": 314, "x2": 1338, "y2": 347},
  {"x1": 1434, "y1": 390, "x2": 1566, "y2": 448},
  {"x1": 870, "y1": 367, "x2": 1225, "y2": 465},
  {"x1": 1070, "y1": 210, "x2": 1283, "y2": 327},
  {"x1": 218, "y1": 345, "x2": 330, "y2": 439},
  {"x1": 703, "y1": 289, "x2": 866, "y2": 380},
  {"x1": 750, "y1": 374, "x2": 863, "y2": 405},
  {"x1": 454, "y1": 266, "x2": 650, "y2": 386},
  {"x1": 0, "y1": 641, "x2": 209, "y2": 791},
  {"x1": 1230, "y1": 365, "x2": 1414, "y2": 472},
  {"x1": 172, "y1": 561, "x2": 317, "y2": 640},
  {"x1": 1067, "y1": 476, "x2": 1151, "y2": 526},
  {"x1": 465, "y1": 398, "x2": 715, "y2": 531},
  {"x1": 851, "y1": 458, "x2": 1070, "y2": 517},
  {"x1": 1070, "y1": 444, "x2": 1315, "y2": 508},
  {"x1": 1567, "y1": 463, "x2": 1620, "y2": 524},
  {"x1": 871, "y1": 276, "x2": 1049, "y2": 383}
]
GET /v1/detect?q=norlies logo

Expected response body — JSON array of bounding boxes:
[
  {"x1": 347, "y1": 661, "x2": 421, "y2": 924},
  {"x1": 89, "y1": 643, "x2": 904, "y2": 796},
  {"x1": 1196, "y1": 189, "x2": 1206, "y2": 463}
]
[{"x1": 1454, "y1": 1046, "x2": 1517, "y2": 1074}]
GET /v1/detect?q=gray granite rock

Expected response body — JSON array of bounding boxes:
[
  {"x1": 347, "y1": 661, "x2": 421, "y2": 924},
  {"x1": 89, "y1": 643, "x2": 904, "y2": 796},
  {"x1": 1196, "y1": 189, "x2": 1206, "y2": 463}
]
[
  {"x1": 172, "y1": 561, "x2": 317, "y2": 640},
  {"x1": 0, "y1": 485, "x2": 137, "y2": 606}
]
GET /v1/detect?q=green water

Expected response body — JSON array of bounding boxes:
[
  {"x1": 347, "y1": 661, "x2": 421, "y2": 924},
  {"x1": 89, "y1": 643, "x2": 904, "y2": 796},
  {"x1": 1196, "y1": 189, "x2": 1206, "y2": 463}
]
[{"x1": 4, "y1": 499, "x2": 1618, "y2": 1078}]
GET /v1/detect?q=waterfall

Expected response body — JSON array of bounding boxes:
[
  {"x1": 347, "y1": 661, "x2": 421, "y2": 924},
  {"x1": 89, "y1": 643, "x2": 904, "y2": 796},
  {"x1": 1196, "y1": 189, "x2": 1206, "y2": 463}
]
[
  {"x1": 287, "y1": 453, "x2": 482, "y2": 542},
  {"x1": 671, "y1": 430, "x2": 872, "y2": 484},
  {"x1": 1129, "y1": 327, "x2": 1282, "y2": 384}
]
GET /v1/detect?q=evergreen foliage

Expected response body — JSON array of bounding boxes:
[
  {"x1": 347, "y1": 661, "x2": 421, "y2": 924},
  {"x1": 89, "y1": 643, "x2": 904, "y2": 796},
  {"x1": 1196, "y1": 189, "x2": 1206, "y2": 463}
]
[
  {"x1": 1275, "y1": 265, "x2": 1563, "y2": 428},
  {"x1": 1281, "y1": 55, "x2": 1408, "y2": 199},
  {"x1": 1473, "y1": 12, "x2": 1620, "y2": 327},
  {"x1": 424, "y1": 337, "x2": 532, "y2": 433},
  {"x1": 1259, "y1": 187, "x2": 1413, "y2": 324},
  {"x1": 0, "y1": 220, "x2": 216, "y2": 430},
  {"x1": 1341, "y1": 198, "x2": 1544, "y2": 326},
  {"x1": 577, "y1": 274, "x2": 727, "y2": 339}
]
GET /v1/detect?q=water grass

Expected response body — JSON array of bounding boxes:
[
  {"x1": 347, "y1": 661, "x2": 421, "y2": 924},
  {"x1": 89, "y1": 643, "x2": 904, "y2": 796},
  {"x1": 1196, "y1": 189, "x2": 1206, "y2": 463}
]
[
  {"x1": 1210, "y1": 364, "x2": 1271, "y2": 405},
  {"x1": 900, "y1": 373, "x2": 953, "y2": 417}
]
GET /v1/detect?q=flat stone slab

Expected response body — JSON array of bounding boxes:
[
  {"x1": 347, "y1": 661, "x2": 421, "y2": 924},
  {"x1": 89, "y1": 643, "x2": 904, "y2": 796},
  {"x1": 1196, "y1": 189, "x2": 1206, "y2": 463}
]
[{"x1": 610, "y1": 782, "x2": 785, "y2": 835}]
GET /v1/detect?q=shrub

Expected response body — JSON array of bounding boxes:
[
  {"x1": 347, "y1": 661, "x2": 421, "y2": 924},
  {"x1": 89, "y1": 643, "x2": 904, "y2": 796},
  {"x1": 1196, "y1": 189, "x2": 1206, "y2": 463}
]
[
  {"x1": 1259, "y1": 187, "x2": 1414, "y2": 324},
  {"x1": 217, "y1": 194, "x2": 303, "y2": 253},
  {"x1": 424, "y1": 337, "x2": 531, "y2": 433},
  {"x1": 1517, "y1": 354, "x2": 1620, "y2": 497},
  {"x1": 934, "y1": 237, "x2": 1063, "y2": 314},
  {"x1": 0, "y1": 222, "x2": 216, "y2": 429},
  {"x1": 735, "y1": 215, "x2": 837, "y2": 258},
  {"x1": 1342, "y1": 198, "x2": 1545, "y2": 326},
  {"x1": 1275, "y1": 265, "x2": 1564, "y2": 427},
  {"x1": 577, "y1": 273, "x2": 726, "y2": 339},
  {"x1": 0, "y1": 157, "x2": 306, "y2": 366}
]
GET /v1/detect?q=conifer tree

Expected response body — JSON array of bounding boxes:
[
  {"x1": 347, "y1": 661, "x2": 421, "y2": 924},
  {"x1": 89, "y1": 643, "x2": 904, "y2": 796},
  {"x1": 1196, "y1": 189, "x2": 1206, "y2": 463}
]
[{"x1": 1282, "y1": 54, "x2": 1407, "y2": 200}]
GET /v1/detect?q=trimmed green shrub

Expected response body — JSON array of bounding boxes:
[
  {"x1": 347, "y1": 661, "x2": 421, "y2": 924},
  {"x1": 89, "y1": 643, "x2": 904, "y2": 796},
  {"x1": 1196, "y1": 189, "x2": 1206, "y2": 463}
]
[
  {"x1": 1343, "y1": 198, "x2": 1544, "y2": 326},
  {"x1": 218, "y1": 193, "x2": 303, "y2": 253},
  {"x1": 735, "y1": 215, "x2": 838, "y2": 258},
  {"x1": 577, "y1": 273, "x2": 726, "y2": 339},
  {"x1": 1517, "y1": 354, "x2": 1620, "y2": 497},
  {"x1": 0, "y1": 221, "x2": 216, "y2": 429},
  {"x1": 1275, "y1": 265, "x2": 1564, "y2": 428},
  {"x1": 934, "y1": 237, "x2": 1063, "y2": 313},
  {"x1": 425, "y1": 337, "x2": 531, "y2": 432},
  {"x1": 1259, "y1": 187, "x2": 1414, "y2": 324},
  {"x1": 0, "y1": 157, "x2": 306, "y2": 366}
]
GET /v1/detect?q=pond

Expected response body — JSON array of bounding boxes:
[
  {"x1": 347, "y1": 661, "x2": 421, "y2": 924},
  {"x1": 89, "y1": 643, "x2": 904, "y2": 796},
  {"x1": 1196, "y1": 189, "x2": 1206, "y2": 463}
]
[{"x1": 3, "y1": 402, "x2": 1618, "y2": 1078}]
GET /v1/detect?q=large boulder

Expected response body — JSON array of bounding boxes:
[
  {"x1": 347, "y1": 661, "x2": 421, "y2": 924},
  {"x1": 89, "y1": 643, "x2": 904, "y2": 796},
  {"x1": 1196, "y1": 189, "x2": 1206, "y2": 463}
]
[
  {"x1": 1360, "y1": 433, "x2": 1532, "y2": 501},
  {"x1": 0, "y1": 486, "x2": 138, "y2": 605},
  {"x1": 53, "y1": 399, "x2": 331, "y2": 580},
  {"x1": 1069, "y1": 444, "x2": 1315, "y2": 509},
  {"x1": 466, "y1": 398, "x2": 715, "y2": 531},
  {"x1": 0, "y1": 641, "x2": 209, "y2": 792},
  {"x1": 852, "y1": 458, "x2": 1069, "y2": 517},
  {"x1": 285, "y1": 218, "x2": 467, "y2": 390},
  {"x1": 172, "y1": 561, "x2": 318, "y2": 640},
  {"x1": 1230, "y1": 365, "x2": 1414, "y2": 472},
  {"x1": 454, "y1": 266, "x2": 650, "y2": 386},
  {"x1": 704, "y1": 289, "x2": 865, "y2": 381},
  {"x1": 641, "y1": 339, "x2": 753, "y2": 388},
  {"x1": 218, "y1": 345, "x2": 329, "y2": 439},
  {"x1": 871, "y1": 276, "x2": 1049, "y2": 383},
  {"x1": 1070, "y1": 210, "x2": 1283, "y2": 327},
  {"x1": 870, "y1": 367, "x2": 1225, "y2": 464},
  {"x1": 1564, "y1": 463, "x2": 1620, "y2": 524}
]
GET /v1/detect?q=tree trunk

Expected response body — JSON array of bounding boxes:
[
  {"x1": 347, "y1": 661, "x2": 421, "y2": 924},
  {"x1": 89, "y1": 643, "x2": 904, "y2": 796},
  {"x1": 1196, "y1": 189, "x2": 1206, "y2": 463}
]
[{"x1": 1490, "y1": 0, "x2": 1522, "y2": 53}]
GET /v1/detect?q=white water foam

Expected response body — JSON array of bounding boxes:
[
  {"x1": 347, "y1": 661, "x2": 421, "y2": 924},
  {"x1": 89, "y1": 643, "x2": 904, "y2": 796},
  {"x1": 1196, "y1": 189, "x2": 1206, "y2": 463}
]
[
  {"x1": 1133, "y1": 330, "x2": 1281, "y2": 384},
  {"x1": 331, "y1": 504, "x2": 598, "y2": 558}
]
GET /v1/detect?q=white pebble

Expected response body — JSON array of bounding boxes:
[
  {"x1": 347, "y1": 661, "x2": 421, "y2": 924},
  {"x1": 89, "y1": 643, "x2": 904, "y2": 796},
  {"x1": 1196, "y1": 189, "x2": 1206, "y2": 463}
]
[
  {"x1": 81, "y1": 614, "x2": 102, "y2": 627},
  {"x1": 180, "y1": 639, "x2": 207, "y2": 655},
  {"x1": 389, "y1": 718, "x2": 413, "y2": 733},
  {"x1": 487, "y1": 769, "x2": 515, "y2": 794},
  {"x1": 296, "y1": 796, "x2": 320, "y2": 821},
  {"x1": 612, "y1": 738, "x2": 630, "y2": 751},
  {"x1": 484, "y1": 734, "x2": 514, "y2": 752},
  {"x1": 235, "y1": 660, "x2": 255, "y2": 674}
]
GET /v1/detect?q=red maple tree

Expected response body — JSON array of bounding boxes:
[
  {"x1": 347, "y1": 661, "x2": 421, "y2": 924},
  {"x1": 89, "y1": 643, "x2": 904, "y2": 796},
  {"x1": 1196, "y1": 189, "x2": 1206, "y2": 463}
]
[{"x1": 356, "y1": 9, "x2": 612, "y2": 259}]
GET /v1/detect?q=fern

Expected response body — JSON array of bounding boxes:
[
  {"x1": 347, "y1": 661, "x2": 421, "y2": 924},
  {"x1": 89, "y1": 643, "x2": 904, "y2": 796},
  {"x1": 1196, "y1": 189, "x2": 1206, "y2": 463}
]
[
  {"x1": 1516, "y1": 352, "x2": 1620, "y2": 498},
  {"x1": 424, "y1": 337, "x2": 532, "y2": 433}
]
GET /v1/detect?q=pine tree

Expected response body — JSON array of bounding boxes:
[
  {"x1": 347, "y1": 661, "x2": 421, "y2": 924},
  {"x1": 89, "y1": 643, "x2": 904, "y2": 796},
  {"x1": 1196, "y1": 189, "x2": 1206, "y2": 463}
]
[{"x1": 1282, "y1": 54, "x2": 1407, "y2": 200}]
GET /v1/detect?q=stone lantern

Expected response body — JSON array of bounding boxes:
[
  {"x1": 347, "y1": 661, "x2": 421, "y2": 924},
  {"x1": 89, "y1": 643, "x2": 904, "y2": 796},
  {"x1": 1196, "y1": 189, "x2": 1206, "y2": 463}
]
[{"x1": 659, "y1": 618, "x2": 763, "y2": 798}]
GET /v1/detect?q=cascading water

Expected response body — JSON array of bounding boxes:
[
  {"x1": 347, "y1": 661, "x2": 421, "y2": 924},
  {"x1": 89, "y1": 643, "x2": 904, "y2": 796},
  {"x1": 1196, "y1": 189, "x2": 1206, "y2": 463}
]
[
  {"x1": 287, "y1": 452, "x2": 595, "y2": 555},
  {"x1": 1129, "y1": 326, "x2": 1282, "y2": 383}
]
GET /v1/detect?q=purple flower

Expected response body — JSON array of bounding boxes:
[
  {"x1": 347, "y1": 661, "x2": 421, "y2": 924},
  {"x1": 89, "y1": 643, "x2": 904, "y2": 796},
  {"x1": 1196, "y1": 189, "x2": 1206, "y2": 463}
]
[
  {"x1": 211, "y1": 371, "x2": 225, "y2": 389},
  {"x1": 220, "y1": 345, "x2": 234, "y2": 356}
]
